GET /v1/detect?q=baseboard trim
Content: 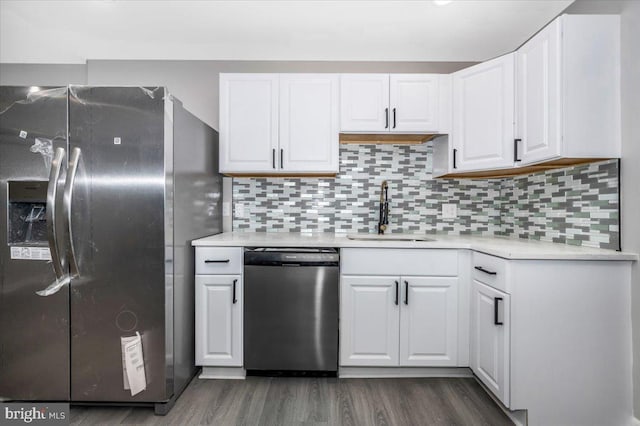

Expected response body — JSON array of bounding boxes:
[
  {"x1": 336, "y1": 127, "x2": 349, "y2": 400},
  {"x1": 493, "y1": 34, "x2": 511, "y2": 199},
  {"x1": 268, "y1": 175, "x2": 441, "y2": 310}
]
[
  {"x1": 472, "y1": 374, "x2": 527, "y2": 426},
  {"x1": 199, "y1": 366, "x2": 246, "y2": 380},
  {"x1": 338, "y1": 366, "x2": 473, "y2": 379}
]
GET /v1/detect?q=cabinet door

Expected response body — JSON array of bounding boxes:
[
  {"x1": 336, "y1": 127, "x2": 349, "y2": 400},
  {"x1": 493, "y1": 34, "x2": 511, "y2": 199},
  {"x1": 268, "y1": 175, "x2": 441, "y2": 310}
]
[
  {"x1": 219, "y1": 74, "x2": 279, "y2": 173},
  {"x1": 471, "y1": 280, "x2": 510, "y2": 407},
  {"x1": 195, "y1": 275, "x2": 242, "y2": 366},
  {"x1": 452, "y1": 54, "x2": 515, "y2": 171},
  {"x1": 340, "y1": 74, "x2": 390, "y2": 132},
  {"x1": 340, "y1": 276, "x2": 400, "y2": 366},
  {"x1": 390, "y1": 74, "x2": 439, "y2": 132},
  {"x1": 279, "y1": 74, "x2": 339, "y2": 173},
  {"x1": 516, "y1": 18, "x2": 561, "y2": 165},
  {"x1": 399, "y1": 276, "x2": 458, "y2": 366}
]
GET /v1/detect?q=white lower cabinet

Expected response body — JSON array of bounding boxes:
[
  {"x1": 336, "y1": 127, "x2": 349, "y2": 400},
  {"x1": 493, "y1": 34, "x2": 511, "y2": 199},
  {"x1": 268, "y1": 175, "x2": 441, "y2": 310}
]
[
  {"x1": 340, "y1": 276, "x2": 400, "y2": 366},
  {"x1": 340, "y1": 271, "x2": 459, "y2": 367},
  {"x1": 195, "y1": 274, "x2": 243, "y2": 366},
  {"x1": 469, "y1": 252, "x2": 633, "y2": 426},
  {"x1": 400, "y1": 277, "x2": 458, "y2": 366},
  {"x1": 470, "y1": 279, "x2": 510, "y2": 407}
]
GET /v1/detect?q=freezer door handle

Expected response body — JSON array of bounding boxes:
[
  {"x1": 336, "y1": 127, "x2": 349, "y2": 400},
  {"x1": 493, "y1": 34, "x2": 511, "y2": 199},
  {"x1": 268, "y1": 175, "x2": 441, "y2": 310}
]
[{"x1": 64, "y1": 147, "x2": 81, "y2": 278}]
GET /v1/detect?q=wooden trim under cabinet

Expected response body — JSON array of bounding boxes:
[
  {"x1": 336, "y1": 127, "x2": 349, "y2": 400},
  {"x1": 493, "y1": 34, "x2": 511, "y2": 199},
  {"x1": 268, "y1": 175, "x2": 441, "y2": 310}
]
[
  {"x1": 438, "y1": 158, "x2": 610, "y2": 179},
  {"x1": 339, "y1": 133, "x2": 437, "y2": 145},
  {"x1": 224, "y1": 173, "x2": 337, "y2": 178}
]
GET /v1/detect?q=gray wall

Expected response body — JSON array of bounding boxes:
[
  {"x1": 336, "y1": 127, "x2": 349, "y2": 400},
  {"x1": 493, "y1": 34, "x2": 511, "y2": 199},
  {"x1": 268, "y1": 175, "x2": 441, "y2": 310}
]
[{"x1": 0, "y1": 64, "x2": 86, "y2": 86}]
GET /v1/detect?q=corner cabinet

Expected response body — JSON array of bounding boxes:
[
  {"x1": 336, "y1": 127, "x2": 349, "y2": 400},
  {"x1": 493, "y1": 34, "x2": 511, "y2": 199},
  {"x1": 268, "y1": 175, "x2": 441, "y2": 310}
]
[
  {"x1": 469, "y1": 251, "x2": 633, "y2": 426},
  {"x1": 433, "y1": 14, "x2": 621, "y2": 177},
  {"x1": 471, "y1": 277, "x2": 510, "y2": 407},
  {"x1": 195, "y1": 247, "x2": 243, "y2": 368},
  {"x1": 340, "y1": 249, "x2": 462, "y2": 367},
  {"x1": 515, "y1": 14, "x2": 621, "y2": 165},
  {"x1": 340, "y1": 74, "x2": 450, "y2": 134},
  {"x1": 219, "y1": 73, "x2": 339, "y2": 174}
]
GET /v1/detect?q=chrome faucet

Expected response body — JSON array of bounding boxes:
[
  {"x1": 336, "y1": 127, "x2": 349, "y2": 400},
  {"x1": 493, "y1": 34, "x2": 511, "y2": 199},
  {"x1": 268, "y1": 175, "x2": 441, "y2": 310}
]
[{"x1": 378, "y1": 180, "x2": 389, "y2": 234}]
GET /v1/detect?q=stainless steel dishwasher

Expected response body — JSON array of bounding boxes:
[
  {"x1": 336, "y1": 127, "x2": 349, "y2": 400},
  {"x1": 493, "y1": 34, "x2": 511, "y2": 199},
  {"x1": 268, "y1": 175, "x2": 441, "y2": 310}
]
[{"x1": 244, "y1": 247, "x2": 339, "y2": 374}]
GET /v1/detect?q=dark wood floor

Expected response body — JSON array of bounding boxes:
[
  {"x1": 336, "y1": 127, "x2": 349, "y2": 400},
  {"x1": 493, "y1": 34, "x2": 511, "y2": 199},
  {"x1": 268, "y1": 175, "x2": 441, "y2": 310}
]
[{"x1": 70, "y1": 376, "x2": 513, "y2": 425}]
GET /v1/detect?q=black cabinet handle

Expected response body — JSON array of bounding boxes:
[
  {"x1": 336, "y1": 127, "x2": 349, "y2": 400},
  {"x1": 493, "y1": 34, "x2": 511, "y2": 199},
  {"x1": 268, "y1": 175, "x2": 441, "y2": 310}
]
[
  {"x1": 474, "y1": 266, "x2": 497, "y2": 275},
  {"x1": 392, "y1": 108, "x2": 397, "y2": 128},
  {"x1": 272, "y1": 148, "x2": 276, "y2": 169},
  {"x1": 232, "y1": 279, "x2": 238, "y2": 304},
  {"x1": 205, "y1": 259, "x2": 230, "y2": 263},
  {"x1": 280, "y1": 148, "x2": 284, "y2": 169},
  {"x1": 453, "y1": 148, "x2": 457, "y2": 169},
  {"x1": 494, "y1": 297, "x2": 503, "y2": 325},
  {"x1": 404, "y1": 281, "x2": 409, "y2": 305},
  {"x1": 385, "y1": 108, "x2": 389, "y2": 129},
  {"x1": 514, "y1": 138, "x2": 522, "y2": 162},
  {"x1": 394, "y1": 281, "x2": 399, "y2": 305}
]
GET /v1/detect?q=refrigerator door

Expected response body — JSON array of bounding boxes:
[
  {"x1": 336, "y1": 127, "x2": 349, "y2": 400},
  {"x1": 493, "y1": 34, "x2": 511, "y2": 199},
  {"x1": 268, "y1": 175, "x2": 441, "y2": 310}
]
[
  {"x1": 68, "y1": 86, "x2": 169, "y2": 402},
  {"x1": 0, "y1": 86, "x2": 70, "y2": 400}
]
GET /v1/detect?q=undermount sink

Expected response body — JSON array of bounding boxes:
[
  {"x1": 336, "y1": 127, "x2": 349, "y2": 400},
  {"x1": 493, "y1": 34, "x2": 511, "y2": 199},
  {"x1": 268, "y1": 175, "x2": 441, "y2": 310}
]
[{"x1": 346, "y1": 234, "x2": 436, "y2": 242}]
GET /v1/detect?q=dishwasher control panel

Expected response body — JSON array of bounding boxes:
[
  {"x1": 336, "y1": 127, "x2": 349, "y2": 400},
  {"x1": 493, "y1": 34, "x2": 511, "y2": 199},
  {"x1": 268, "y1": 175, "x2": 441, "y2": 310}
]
[{"x1": 244, "y1": 247, "x2": 339, "y2": 266}]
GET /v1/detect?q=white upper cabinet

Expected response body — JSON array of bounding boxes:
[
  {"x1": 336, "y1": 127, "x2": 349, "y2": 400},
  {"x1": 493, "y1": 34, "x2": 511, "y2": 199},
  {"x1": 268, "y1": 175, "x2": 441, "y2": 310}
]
[
  {"x1": 451, "y1": 54, "x2": 515, "y2": 172},
  {"x1": 219, "y1": 74, "x2": 279, "y2": 174},
  {"x1": 340, "y1": 74, "x2": 390, "y2": 132},
  {"x1": 433, "y1": 14, "x2": 620, "y2": 177},
  {"x1": 515, "y1": 18, "x2": 561, "y2": 165},
  {"x1": 279, "y1": 74, "x2": 339, "y2": 173},
  {"x1": 516, "y1": 14, "x2": 621, "y2": 165},
  {"x1": 219, "y1": 73, "x2": 339, "y2": 174},
  {"x1": 390, "y1": 74, "x2": 440, "y2": 132},
  {"x1": 340, "y1": 74, "x2": 449, "y2": 134}
]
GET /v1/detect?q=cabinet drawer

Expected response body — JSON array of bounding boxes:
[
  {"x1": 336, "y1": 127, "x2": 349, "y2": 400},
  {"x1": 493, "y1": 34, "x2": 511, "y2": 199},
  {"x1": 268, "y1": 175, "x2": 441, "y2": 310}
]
[
  {"x1": 196, "y1": 247, "x2": 242, "y2": 274},
  {"x1": 472, "y1": 252, "x2": 509, "y2": 293},
  {"x1": 341, "y1": 249, "x2": 458, "y2": 276}
]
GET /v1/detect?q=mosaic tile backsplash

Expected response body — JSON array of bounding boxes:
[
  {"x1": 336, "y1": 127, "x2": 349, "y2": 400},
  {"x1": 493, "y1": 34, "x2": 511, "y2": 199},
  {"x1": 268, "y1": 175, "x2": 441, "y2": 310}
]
[{"x1": 232, "y1": 143, "x2": 620, "y2": 250}]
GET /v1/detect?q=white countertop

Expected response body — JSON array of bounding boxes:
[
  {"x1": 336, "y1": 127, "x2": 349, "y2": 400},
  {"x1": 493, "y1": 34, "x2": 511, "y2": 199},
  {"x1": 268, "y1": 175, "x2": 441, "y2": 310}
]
[{"x1": 192, "y1": 232, "x2": 638, "y2": 261}]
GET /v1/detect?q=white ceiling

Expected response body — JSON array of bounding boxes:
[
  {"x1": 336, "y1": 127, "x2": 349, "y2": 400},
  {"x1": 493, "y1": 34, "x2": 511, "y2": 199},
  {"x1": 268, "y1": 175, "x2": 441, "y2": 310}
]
[{"x1": 0, "y1": 0, "x2": 574, "y2": 64}]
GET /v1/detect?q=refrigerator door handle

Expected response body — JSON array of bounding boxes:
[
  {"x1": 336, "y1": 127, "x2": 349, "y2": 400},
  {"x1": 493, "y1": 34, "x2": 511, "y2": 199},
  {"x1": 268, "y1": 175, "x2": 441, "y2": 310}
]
[
  {"x1": 38, "y1": 147, "x2": 68, "y2": 297},
  {"x1": 46, "y1": 147, "x2": 65, "y2": 280},
  {"x1": 64, "y1": 147, "x2": 81, "y2": 277}
]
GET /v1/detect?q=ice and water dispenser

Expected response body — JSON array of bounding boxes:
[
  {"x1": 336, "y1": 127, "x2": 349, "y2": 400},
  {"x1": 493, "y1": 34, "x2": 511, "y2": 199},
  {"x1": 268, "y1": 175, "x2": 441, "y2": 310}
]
[{"x1": 8, "y1": 181, "x2": 48, "y2": 246}]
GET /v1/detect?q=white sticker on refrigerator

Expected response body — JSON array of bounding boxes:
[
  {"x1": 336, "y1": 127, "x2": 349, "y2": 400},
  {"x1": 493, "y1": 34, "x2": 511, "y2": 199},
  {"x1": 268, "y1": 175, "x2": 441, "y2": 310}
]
[
  {"x1": 10, "y1": 246, "x2": 52, "y2": 261},
  {"x1": 121, "y1": 332, "x2": 147, "y2": 396}
]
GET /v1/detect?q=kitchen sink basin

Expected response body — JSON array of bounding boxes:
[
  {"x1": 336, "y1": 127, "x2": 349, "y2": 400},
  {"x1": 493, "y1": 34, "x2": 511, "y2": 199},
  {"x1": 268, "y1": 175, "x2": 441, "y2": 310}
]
[{"x1": 346, "y1": 234, "x2": 436, "y2": 242}]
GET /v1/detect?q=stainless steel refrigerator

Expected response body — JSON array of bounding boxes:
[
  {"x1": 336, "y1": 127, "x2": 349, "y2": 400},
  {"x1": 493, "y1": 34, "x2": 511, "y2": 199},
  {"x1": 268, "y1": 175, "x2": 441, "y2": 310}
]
[{"x1": 0, "y1": 86, "x2": 222, "y2": 414}]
